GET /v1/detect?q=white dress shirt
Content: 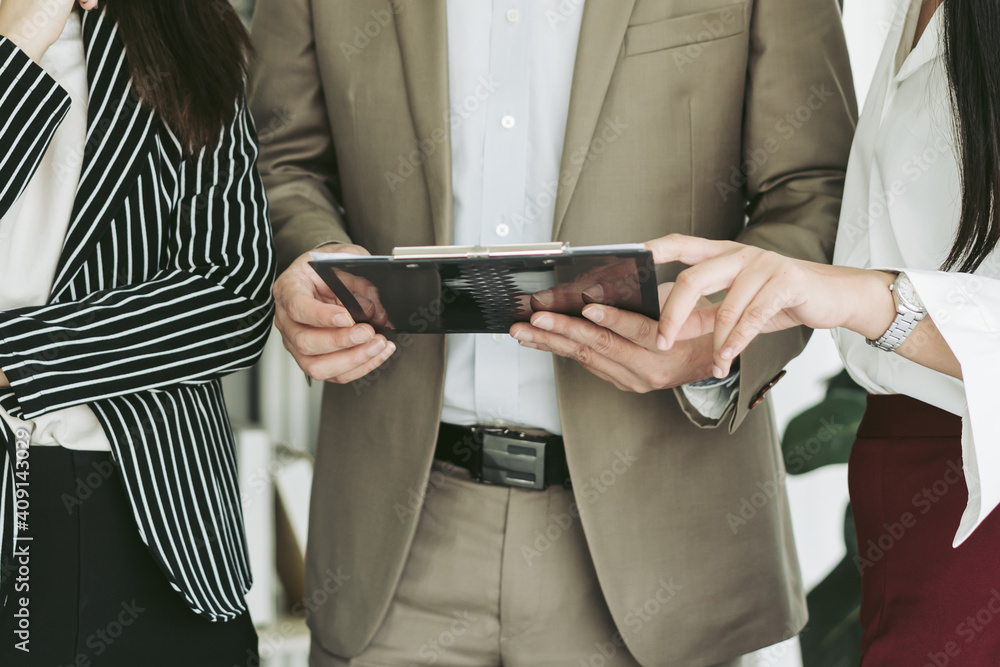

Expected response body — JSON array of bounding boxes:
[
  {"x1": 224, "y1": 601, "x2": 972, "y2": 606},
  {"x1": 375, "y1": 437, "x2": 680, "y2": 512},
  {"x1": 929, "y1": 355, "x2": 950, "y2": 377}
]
[
  {"x1": 441, "y1": 0, "x2": 583, "y2": 435},
  {"x1": 0, "y1": 10, "x2": 111, "y2": 451},
  {"x1": 833, "y1": 0, "x2": 1000, "y2": 545},
  {"x1": 441, "y1": 0, "x2": 731, "y2": 434}
]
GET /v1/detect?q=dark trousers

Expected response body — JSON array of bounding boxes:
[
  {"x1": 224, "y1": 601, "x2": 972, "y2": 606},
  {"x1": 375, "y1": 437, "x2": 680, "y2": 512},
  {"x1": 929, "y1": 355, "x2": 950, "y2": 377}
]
[
  {"x1": 851, "y1": 394, "x2": 1000, "y2": 666},
  {"x1": 0, "y1": 447, "x2": 258, "y2": 666}
]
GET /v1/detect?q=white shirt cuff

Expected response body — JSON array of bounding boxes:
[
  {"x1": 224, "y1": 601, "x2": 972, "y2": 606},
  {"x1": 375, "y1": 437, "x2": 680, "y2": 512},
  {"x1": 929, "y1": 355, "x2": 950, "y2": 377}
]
[{"x1": 681, "y1": 371, "x2": 741, "y2": 422}]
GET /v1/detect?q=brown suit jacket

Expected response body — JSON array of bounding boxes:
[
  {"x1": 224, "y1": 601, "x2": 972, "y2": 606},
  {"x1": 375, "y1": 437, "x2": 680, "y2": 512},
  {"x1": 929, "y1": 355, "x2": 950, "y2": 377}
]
[{"x1": 250, "y1": 0, "x2": 857, "y2": 664}]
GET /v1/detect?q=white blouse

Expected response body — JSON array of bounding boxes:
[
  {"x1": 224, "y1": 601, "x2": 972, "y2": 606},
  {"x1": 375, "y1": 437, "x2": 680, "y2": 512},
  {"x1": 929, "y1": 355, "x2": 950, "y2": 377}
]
[
  {"x1": 0, "y1": 10, "x2": 111, "y2": 451},
  {"x1": 833, "y1": 0, "x2": 1000, "y2": 545}
]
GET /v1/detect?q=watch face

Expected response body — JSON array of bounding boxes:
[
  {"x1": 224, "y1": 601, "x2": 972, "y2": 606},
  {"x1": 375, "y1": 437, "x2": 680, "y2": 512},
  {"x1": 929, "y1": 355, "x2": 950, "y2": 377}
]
[{"x1": 895, "y1": 274, "x2": 925, "y2": 311}]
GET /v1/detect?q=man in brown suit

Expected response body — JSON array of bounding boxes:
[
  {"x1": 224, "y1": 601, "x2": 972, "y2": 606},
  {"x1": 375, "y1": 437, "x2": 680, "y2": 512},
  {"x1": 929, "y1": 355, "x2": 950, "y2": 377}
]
[{"x1": 250, "y1": 1, "x2": 856, "y2": 665}]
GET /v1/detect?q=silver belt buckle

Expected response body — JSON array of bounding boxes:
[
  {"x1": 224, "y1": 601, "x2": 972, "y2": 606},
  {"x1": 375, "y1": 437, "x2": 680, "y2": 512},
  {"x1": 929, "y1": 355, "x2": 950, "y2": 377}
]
[{"x1": 478, "y1": 428, "x2": 548, "y2": 491}]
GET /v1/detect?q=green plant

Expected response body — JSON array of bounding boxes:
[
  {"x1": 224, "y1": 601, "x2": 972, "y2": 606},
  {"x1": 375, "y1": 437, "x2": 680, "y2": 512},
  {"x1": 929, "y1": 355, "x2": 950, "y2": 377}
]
[{"x1": 781, "y1": 370, "x2": 867, "y2": 667}]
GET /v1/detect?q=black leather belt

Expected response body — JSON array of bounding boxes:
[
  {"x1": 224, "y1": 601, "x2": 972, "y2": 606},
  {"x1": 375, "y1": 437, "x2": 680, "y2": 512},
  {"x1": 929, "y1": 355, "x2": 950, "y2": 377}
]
[{"x1": 435, "y1": 423, "x2": 571, "y2": 491}]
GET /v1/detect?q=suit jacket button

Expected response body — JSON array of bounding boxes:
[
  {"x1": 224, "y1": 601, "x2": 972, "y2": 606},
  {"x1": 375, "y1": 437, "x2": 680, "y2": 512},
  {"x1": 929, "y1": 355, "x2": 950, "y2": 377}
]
[{"x1": 748, "y1": 370, "x2": 787, "y2": 410}]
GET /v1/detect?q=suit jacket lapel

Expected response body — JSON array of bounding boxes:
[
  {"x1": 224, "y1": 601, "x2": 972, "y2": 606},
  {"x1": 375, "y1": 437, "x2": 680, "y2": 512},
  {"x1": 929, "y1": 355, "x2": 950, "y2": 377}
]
[
  {"x1": 552, "y1": 0, "x2": 636, "y2": 241},
  {"x1": 392, "y1": 0, "x2": 453, "y2": 246},
  {"x1": 50, "y1": 8, "x2": 156, "y2": 300}
]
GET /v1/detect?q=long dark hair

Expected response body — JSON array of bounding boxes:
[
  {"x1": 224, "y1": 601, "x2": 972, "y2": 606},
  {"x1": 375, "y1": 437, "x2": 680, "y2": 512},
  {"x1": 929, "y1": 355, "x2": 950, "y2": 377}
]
[
  {"x1": 101, "y1": 0, "x2": 253, "y2": 152},
  {"x1": 942, "y1": 1, "x2": 1000, "y2": 272}
]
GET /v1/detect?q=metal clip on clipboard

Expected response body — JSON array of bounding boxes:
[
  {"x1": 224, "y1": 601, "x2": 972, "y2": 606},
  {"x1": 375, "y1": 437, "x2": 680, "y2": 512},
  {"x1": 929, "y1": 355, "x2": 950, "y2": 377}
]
[{"x1": 391, "y1": 243, "x2": 568, "y2": 260}]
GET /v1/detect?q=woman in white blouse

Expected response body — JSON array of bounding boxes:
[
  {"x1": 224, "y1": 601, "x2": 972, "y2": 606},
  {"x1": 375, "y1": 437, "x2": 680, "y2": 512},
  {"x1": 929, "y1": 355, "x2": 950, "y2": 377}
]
[{"x1": 642, "y1": 0, "x2": 1000, "y2": 661}]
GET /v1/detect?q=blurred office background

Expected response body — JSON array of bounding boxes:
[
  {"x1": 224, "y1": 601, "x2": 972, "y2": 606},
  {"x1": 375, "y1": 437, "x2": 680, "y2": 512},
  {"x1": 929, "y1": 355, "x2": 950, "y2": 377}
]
[{"x1": 225, "y1": 1, "x2": 897, "y2": 665}]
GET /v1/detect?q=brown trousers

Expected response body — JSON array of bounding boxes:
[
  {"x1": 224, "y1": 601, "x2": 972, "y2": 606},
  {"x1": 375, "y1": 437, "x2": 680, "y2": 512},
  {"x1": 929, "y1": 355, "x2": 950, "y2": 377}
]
[{"x1": 312, "y1": 462, "x2": 746, "y2": 667}]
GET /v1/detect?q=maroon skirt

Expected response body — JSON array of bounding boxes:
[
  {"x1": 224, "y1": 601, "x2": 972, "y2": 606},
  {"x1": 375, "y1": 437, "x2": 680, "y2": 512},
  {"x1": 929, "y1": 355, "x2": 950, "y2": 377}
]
[{"x1": 850, "y1": 394, "x2": 1000, "y2": 666}]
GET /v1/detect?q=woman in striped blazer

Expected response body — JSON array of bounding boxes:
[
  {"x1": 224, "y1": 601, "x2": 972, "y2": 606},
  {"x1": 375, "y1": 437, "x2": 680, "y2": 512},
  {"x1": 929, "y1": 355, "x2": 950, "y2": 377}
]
[{"x1": 0, "y1": 0, "x2": 275, "y2": 664}]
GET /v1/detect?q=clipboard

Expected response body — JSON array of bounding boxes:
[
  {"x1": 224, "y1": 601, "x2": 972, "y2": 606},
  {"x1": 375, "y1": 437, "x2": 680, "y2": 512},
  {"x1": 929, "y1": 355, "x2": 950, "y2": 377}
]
[{"x1": 309, "y1": 242, "x2": 660, "y2": 334}]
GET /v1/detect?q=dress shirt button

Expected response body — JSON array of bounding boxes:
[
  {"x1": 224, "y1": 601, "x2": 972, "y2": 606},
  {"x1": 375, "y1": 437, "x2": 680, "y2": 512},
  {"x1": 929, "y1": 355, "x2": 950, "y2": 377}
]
[
  {"x1": 492, "y1": 333, "x2": 505, "y2": 343},
  {"x1": 496, "y1": 223, "x2": 511, "y2": 237},
  {"x1": 501, "y1": 115, "x2": 516, "y2": 129},
  {"x1": 506, "y1": 8, "x2": 520, "y2": 23}
]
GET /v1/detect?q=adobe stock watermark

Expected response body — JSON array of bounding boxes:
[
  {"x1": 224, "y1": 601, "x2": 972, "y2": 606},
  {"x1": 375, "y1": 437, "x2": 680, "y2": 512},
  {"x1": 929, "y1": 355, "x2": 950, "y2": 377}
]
[
  {"x1": 60, "y1": 457, "x2": 115, "y2": 514},
  {"x1": 926, "y1": 273, "x2": 999, "y2": 328},
  {"x1": 54, "y1": 600, "x2": 145, "y2": 667},
  {"x1": 725, "y1": 470, "x2": 787, "y2": 535},
  {"x1": 923, "y1": 589, "x2": 1000, "y2": 667},
  {"x1": 546, "y1": 0, "x2": 585, "y2": 30},
  {"x1": 753, "y1": 620, "x2": 805, "y2": 667},
  {"x1": 716, "y1": 84, "x2": 837, "y2": 202},
  {"x1": 783, "y1": 416, "x2": 845, "y2": 475},
  {"x1": 672, "y1": 4, "x2": 744, "y2": 73},
  {"x1": 339, "y1": 1, "x2": 411, "y2": 62},
  {"x1": 578, "y1": 577, "x2": 682, "y2": 667},
  {"x1": 878, "y1": 251, "x2": 1000, "y2": 374},
  {"x1": 855, "y1": 458, "x2": 963, "y2": 574},
  {"x1": 521, "y1": 448, "x2": 638, "y2": 566},
  {"x1": 52, "y1": 65, "x2": 169, "y2": 185},
  {"x1": 508, "y1": 116, "x2": 628, "y2": 236},
  {"x1": 413, "y1": 611, "x2": 478, "y2": 665},
  {"x1": 255, "y1": 107, "x2": 294, "y2": 147},
  {"x1": 839, "y1": 124, "x2": 957, "y2": 245},
  {"x1": 4, "y1": 0, "x2": 74, "y2": 46},
  {"x1": 232, "y1": 568, "x2": 348, "y2": 667},
  {"x1": 383, "y1": 75, "x2": 502, "y2": 192},
  {"x1": 392, "y1": 405, "x2": 527, "y2": 522},
  {"x1": 393, "y1": 460, "x2": 465, "y2": 524},
  {"x1": 293, "y1": 567, "x2": 351, "y2": 622},
  {"x1": 240, "y1": 443, "x2": 313, "y2": 512},
  {"x1": 10, "y1": 428, "x2": 31, "y2": 653}
]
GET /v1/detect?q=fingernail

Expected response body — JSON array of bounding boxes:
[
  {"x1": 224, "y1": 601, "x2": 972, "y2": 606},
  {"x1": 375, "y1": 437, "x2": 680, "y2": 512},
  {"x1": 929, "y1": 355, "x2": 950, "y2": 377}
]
[
  {"x1": 520, "y1": 342, "x2": 540, "y2": 350},
  {"x1": 514, "y1": 330, "x2": 533, "y2": 343},
  {"x1": 384, "y1": 342, "x2": 397, "y2": 356},
  {"x1": 713, "y1": 365, "x2": 726, "y2": 379},
  {"x1": 657, "y1": 335, "x2": 669, "y2": 351},
  {"x1": 534, "y1": 315, "x2": 554, "y2": 331},
  {"x1": 333, "y1": 314, "x2": 353, "y2": 328},
  {"x1": 351, "y1": 327, "x2": 374, "y2": 345},
  {"x1": 721, "y1": 347, "x2": 734, "y2": 361},
  {"x1": 367, "y1": 338, "x2": 387, "y2": 355},
  {"x1": 534, "y1": 290, "x2": 554, "y2": 307},
  {"x1": 582, "y1": 284, "x2": 605, "y2": 303},
  {"x1": 582, "y1": 306, "x2": 605, "y2": 323}
]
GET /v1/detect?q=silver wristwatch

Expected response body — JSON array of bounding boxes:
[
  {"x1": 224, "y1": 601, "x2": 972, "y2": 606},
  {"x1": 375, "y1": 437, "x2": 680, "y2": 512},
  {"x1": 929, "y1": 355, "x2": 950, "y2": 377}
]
[{"x1": 866, "y1": 272, "x2": 927, "y2": 352}]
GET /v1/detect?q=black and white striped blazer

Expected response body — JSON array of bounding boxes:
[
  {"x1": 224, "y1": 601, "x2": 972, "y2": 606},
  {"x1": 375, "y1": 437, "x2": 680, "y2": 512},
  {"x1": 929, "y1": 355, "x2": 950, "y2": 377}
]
[{"x1": 0, "y1": 8, "x2": 275, "y2": 621}]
